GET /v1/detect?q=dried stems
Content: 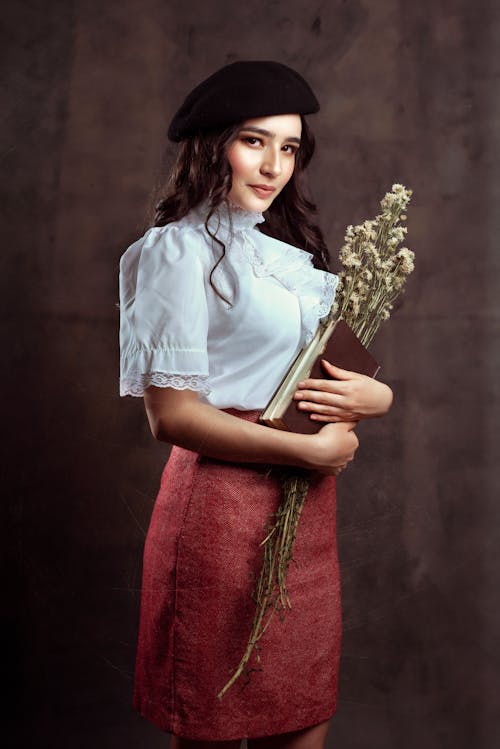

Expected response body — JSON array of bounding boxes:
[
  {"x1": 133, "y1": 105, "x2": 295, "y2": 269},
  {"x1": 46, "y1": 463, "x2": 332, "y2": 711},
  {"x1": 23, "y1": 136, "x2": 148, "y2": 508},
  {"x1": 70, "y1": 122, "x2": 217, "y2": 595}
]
[{"x1": 217, "y1": 471, "x2": 310, "y2": 700}]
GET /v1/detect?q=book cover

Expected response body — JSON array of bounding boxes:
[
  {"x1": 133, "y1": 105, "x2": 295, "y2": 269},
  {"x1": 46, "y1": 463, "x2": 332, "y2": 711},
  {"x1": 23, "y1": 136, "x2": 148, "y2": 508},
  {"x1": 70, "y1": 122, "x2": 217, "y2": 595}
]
[{"x1": 259, "y1": 319, "x2": 380, "y2": 434}]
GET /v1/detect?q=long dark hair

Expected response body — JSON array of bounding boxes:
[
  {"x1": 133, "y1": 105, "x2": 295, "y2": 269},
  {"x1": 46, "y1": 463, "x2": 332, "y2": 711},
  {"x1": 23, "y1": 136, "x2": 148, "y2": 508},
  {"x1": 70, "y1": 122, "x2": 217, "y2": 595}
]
[{"x1": 152, "y1": 115, "x2": 331, "y2": 305}]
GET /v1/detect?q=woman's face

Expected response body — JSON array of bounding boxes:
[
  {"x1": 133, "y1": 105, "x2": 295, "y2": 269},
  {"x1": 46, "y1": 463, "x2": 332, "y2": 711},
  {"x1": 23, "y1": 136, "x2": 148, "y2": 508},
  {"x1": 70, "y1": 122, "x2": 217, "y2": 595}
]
[{"x1": 226, "y1": 114, "x2": 302, "y2": 212}]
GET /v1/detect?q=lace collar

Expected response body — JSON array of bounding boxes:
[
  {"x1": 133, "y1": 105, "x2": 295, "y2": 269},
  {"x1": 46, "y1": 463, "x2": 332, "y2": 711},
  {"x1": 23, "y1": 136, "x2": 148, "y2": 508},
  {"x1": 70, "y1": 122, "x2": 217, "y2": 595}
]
[
  {"x1": 241, "y1": 232, "x2": 340, "y2": 346},
  {"x1": 189, "y1": 198, "x2": 266, "y2": 234}
]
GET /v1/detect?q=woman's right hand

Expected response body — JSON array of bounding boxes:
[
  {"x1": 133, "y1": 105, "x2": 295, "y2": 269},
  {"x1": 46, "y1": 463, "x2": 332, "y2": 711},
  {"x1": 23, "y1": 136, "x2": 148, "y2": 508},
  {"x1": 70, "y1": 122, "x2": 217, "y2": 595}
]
[{"x1": 305, "y1": 420, "x2": 359, "y2": 475}]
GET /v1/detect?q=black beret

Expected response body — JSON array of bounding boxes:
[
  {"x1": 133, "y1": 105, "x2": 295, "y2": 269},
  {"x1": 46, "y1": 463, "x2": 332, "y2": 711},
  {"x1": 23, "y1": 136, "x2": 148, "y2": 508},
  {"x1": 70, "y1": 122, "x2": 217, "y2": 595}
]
[{"x1": 167, "y1": 60, "x2": 319, "y2": 142}]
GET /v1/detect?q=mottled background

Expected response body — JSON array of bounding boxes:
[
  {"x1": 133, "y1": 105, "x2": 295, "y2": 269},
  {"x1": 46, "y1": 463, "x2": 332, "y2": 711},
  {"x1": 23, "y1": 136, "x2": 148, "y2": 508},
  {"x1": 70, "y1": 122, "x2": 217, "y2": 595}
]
[{"x1": 3, "y1": 0, "x2": 499, "y2": 747}]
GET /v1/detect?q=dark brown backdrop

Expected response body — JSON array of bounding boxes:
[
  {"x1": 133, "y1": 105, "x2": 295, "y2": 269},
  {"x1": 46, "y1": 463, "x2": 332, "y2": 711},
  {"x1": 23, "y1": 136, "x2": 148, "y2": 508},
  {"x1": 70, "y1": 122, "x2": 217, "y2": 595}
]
[{"x1": 3, "y1": 0, "x2": 499, "y2": 747}]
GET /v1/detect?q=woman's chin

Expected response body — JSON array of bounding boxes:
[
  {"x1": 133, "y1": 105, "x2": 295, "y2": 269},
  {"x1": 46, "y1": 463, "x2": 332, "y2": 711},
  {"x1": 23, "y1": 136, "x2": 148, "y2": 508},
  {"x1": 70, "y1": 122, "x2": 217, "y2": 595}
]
[{"x1": 228, "y1": 188, "x2": 274, "y2": 213}]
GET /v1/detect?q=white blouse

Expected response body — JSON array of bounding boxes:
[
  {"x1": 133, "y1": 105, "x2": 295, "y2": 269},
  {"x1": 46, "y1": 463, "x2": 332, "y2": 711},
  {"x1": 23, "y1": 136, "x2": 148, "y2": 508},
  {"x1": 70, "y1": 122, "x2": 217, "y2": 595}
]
[{"x1": 119, "y1": 198, "x2": 339, "y2": 410}]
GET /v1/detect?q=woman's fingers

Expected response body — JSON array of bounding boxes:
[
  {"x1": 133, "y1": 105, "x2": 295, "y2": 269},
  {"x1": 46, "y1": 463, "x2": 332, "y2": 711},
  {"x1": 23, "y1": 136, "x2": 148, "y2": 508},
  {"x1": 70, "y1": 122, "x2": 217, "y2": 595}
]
[
  {"x1": 296, "y1": 379, "x2": 348, "y2": 394},
  {"x1": 296, "y1": 360, "x2": 361, "y2": 393},
  {"x1": 310, "y1": 409, "x2": 357, "y2": 422},
  {"x1": 320, "y1": 359, "x2": 361, "y2": 380},
  {"x1": 296, "y1": 399, "x2": 347, "y2": 414},
  {"x1": 310, "y1": 412, "x2": 351, "y2": 422},
  {"x1": 298, "y1": 401, "x2": 359, "y2": 421},
  {"x1": 294, "y1": 388, "x2": 345, "y2": 407},
  {"x1": 293, "y1": 395, "x2": 357, "y2": 421}
]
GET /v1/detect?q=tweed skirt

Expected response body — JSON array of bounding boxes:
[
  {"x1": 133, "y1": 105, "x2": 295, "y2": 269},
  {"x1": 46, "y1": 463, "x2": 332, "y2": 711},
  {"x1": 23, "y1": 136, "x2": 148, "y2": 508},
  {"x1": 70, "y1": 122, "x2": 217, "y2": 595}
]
[{"x1": 133, "y1": 408, "x2": 341, "y2": 740}]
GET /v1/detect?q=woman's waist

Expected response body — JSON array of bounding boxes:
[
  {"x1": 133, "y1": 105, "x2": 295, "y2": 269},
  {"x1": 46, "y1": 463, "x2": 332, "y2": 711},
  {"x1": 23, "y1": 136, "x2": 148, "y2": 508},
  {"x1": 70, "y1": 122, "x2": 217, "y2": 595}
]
[{"x1": 220, "y1": 406, "x2": 263, "y2": 423}]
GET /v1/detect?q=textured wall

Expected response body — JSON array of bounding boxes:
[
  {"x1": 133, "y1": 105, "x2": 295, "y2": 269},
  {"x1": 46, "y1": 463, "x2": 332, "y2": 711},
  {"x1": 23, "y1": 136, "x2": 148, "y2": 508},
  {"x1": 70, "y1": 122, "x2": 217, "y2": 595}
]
[{"x1": 3, "y1": 0, "x2": 499, "y2": 746}]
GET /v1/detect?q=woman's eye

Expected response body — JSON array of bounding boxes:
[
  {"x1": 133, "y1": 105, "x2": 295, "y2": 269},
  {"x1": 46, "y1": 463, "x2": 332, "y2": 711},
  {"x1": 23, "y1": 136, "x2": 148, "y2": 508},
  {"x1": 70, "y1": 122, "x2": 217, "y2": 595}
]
[
  {"x1": 244, "y1": 136, "x2": 261, "y2": 146},
  {"x1": 283, "y1": 145, "x2": 298, "y2": 155}
]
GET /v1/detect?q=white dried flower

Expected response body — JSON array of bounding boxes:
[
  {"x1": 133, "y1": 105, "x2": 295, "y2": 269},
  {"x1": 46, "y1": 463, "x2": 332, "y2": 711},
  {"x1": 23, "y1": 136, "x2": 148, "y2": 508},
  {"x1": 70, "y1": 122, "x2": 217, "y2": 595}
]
[
  {"x1": 382, "y1": 258, "x2": 397, "y2": 272},
  {"x1": 365, "y1": 244, "x2": 382, "y2": 267},
  {"x1": 356, "y1": 277, "x2": 369, "y2": 292},
  {"x1": 389, "y1": 226, "x2": 407, "y2": 243},
  {"x1": 349, "y1": 292, "x2": 361, "y2": 316},
  {"x1": 354, "y1": 275, "x2": 370, "y2": 294},
  {"x1": 396, "y1": 247, "x2": 415, "y2": 274},
  {"x1": 331, "y1": 183, "x2": 413, "y2": 345},
  {"x1": 340, "y1": 245, "x2": 362, "y2": 267}
]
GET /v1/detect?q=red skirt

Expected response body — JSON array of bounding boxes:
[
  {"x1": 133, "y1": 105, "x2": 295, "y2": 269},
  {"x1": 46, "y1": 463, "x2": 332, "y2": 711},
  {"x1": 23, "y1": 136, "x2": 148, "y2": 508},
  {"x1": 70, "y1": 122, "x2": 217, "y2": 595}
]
[{"x1": 133, "y1": 408, "x2": 341, "y2": 740}]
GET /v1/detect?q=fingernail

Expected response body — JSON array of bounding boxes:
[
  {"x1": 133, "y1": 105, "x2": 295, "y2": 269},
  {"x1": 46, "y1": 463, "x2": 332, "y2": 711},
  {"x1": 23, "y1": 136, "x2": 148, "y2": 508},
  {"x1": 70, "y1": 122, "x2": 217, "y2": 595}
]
[{"x1": 297, "y1": 381, "x2": 305, "y2": 387}]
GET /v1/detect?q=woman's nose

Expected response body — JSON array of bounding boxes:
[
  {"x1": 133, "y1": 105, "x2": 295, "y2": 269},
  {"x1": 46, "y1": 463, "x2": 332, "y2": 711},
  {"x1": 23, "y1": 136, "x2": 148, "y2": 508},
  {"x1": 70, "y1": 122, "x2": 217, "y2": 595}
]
[{"x1": 260, "y1": 148, "x2": 282, "y2": 177}]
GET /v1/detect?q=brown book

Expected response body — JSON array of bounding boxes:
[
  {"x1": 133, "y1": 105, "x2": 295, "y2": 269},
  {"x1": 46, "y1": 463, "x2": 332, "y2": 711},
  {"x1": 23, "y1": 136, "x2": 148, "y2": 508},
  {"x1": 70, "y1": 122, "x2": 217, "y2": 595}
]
[{"x1": 259, "y1": 319, "x2": 381, "y2": 434}]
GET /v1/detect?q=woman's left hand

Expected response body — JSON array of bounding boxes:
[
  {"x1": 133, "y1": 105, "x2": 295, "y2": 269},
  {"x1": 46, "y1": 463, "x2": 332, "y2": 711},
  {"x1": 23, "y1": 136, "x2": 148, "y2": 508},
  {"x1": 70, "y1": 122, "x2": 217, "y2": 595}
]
[{"x1": 293, "y1": 359, "x2": 393, "y2": 423}]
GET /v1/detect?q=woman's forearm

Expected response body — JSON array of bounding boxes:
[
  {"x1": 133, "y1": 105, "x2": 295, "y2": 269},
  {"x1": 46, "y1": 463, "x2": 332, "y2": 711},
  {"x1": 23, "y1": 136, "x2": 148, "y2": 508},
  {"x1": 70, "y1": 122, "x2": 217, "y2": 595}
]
[{"x1": 151, "y1": 395, "x2": 314, "y2": 468}]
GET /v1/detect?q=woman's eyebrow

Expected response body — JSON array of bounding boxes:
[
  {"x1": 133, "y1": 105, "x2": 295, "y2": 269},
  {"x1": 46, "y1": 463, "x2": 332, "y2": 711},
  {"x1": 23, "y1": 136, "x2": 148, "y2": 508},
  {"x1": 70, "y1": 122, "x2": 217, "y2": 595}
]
[{"x1": 239, "y1": 126, "x2": 301, "y2": 145}]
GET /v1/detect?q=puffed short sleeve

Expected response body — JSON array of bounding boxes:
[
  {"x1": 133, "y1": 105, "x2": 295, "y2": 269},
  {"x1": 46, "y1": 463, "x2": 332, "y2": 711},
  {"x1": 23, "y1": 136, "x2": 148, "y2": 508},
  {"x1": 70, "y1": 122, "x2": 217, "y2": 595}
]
[{"x1": 119, "y1": 224, "x2": 210, "y2": 397}]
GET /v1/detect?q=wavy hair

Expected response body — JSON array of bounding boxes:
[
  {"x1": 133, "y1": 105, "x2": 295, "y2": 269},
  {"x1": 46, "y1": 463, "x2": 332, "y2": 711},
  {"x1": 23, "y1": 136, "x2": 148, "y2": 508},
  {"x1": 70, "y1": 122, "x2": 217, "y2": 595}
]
[{"x1": 152, "y1": 115, "x2": 331, "y2": 305}]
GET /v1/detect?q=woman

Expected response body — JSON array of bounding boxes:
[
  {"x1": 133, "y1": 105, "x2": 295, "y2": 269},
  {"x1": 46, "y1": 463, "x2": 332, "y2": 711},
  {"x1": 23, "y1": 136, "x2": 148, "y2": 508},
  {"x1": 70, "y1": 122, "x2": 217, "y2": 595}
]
[{"x1": 119, "y1": 61, "x2": 393, "y2": 749}]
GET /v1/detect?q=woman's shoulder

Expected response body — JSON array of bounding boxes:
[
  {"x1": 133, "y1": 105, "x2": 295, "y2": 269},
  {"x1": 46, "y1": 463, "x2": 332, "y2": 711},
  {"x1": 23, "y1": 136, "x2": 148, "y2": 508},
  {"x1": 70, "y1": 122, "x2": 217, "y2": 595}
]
[
  {"x1": 119, "y1": 213, "x2": 211, "y2": 272},
  {"x1": 125, "y1": 214, "x2": 204, "y2": 250}
]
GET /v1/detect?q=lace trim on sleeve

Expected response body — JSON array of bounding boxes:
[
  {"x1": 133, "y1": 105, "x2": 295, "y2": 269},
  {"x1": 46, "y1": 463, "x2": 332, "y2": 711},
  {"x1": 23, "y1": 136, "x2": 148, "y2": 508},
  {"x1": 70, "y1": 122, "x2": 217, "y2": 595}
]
[{"x1": 120, "y1": 372, "x2": 211, "y2": 397}]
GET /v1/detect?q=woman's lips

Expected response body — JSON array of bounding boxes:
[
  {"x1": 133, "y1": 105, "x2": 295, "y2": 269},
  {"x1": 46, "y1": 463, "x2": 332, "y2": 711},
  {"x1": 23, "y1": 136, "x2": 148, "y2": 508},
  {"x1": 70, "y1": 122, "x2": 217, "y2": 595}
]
[{"x1": 249, "y1": 185, "x2": 276, "y2": 198}]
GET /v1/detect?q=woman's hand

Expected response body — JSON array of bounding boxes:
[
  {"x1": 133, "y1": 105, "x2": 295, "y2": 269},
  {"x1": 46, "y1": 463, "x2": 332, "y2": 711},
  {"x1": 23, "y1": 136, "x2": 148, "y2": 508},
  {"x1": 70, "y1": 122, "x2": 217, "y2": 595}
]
[
  {"x1": 305, "y1": 420, "x2": 359, "y2": 476},
  {"x1": 293, "y1": 359, "x2": 393, "y2": 424}
]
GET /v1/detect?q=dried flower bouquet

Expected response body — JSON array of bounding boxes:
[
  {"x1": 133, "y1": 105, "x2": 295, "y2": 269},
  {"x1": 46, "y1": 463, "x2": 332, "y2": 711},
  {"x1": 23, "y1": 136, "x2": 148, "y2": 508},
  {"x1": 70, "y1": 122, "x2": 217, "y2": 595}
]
[{"x1": 217, "y1": 184, "x2": 414, "y2": 700}]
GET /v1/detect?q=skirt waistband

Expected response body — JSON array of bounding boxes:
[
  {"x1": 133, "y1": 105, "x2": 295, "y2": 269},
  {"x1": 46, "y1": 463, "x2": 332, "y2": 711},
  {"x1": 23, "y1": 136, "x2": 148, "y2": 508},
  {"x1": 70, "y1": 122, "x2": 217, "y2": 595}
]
[{"x1": 220, "y1": 407, "x2": 263, "y2": 424}]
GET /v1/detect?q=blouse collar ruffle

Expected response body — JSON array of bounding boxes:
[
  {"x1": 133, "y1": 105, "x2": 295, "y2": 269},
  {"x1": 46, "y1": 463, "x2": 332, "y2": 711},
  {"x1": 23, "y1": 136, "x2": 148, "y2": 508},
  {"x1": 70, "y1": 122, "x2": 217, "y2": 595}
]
[
  {"x1": 241, "y1": 232, "x2": 340, "y2": 347},
  {"x1": 188, "y1": 198, "x2": 339, "y2": 347},
  {"x1": 191, "y1": 198, "x2": 265, "y2": 234}
]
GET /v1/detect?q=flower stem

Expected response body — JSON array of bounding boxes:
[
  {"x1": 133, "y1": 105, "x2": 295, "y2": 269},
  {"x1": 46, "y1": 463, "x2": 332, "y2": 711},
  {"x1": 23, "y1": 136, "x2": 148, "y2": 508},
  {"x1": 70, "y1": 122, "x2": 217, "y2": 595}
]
[{"x1": 217, "y1": 470, "x2": 310, "y2": 700}]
